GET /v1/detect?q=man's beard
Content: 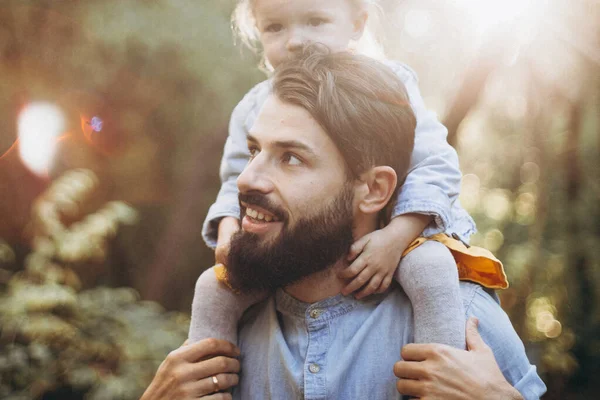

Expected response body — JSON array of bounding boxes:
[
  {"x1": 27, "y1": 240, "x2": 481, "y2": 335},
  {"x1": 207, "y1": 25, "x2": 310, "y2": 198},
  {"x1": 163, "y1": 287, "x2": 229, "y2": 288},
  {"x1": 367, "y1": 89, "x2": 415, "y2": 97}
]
[{"x1": 226, "y1": 184, "x2": 355, "y2": 294}]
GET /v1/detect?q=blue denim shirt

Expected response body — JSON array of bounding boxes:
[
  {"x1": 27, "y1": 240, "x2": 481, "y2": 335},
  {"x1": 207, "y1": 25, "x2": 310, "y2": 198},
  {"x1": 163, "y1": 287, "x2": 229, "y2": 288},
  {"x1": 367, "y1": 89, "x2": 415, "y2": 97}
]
[
  {"x1": 202, "y1": 61, "x2": 477, "y2": 248},
  {"x1": 234, "y1": 282, "x2": 546, "y2": 400}
]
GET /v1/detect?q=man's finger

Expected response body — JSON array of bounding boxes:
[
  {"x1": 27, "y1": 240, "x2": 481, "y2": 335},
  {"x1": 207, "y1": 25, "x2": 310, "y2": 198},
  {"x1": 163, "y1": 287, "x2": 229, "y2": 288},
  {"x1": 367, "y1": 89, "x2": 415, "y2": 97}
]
[
  {"x1": 466, "y1": 317, "x2": 487, "y2": 352},
  {"x1": 180, "y1": 338, "x2": 240, "y2": 362},
  {"x1": 400, "y1": 343, "x2": 435, "y2": 362},
  {"x1": 191, "y1": 373, "x2": 239, "y2": 397},
  {"x1": 396, "y1": 378, "x2": 424, "y2": 397},
  {"x1": 393, "y1": 360, "x2": 426, "y2": 380},
  {"x1": 187, "y1": 356, "x2": 241, "y2": 381},
  {"x1": 200, "y1": 393, "x2": 232, "y2": 400},
  {"x1": 347, "y1": 236, "x2": 369, "y2": 261}
]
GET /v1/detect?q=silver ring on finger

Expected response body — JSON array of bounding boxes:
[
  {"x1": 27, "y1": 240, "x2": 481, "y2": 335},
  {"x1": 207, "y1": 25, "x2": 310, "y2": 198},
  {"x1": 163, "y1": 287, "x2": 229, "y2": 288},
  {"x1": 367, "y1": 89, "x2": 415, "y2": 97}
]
[{"x1": 211, "y1": 375, "x2": 220, "y2": 393}]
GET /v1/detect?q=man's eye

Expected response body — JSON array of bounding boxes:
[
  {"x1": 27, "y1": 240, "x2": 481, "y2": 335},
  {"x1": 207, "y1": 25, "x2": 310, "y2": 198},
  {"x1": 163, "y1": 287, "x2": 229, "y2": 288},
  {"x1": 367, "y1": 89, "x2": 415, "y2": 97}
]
[
  {"x1": 248, "y1": 146, "x2": 260, "y2": 159},
  {"x1": 308, "y1": 18, "x2": 326, "y2": 27},
  {"x1": 265, "y1": 23, "x2": 283, "y2": 33},
  {"x1": 282, "y1": 153, "x2": 302, "y2": 166}
]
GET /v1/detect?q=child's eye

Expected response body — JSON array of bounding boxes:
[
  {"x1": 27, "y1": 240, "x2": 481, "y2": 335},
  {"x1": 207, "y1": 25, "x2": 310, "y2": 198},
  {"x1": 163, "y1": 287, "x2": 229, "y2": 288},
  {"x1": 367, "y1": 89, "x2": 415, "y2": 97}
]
[
  {"x1": 282, "y1": 153, "x2": 302, "y2": 166},
  {"x1": 265, "y1": 23, "x2": 283, "y2": 33},
  {"x1": 308, "y1": 18, "x2": 327, "y2": 27}
]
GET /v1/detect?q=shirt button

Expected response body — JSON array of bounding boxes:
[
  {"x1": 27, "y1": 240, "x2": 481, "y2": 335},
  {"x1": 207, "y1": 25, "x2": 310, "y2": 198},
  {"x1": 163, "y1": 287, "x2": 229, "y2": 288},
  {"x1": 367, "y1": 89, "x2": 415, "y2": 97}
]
[
  {"x1": 309, "y1": 309, "x2": 322, "y2": 319},
  {"x1": 309, "y1": 363, "x2": 320, "y2": 373}
]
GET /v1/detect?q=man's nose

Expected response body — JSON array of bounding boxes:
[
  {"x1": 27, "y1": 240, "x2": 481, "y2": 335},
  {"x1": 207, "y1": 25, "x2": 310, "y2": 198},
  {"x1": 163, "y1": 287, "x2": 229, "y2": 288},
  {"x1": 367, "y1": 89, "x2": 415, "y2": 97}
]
[{"x1": 237, "y1": 155, "x2": 274, "y2": 195}]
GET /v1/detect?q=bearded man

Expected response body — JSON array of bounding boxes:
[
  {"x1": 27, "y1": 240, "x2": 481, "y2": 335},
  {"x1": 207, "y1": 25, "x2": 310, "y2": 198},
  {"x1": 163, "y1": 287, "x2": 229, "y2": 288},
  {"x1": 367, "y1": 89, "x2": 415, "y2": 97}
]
[{"x1": 142, "y1": 49, "x2": 546, "y2": 400}]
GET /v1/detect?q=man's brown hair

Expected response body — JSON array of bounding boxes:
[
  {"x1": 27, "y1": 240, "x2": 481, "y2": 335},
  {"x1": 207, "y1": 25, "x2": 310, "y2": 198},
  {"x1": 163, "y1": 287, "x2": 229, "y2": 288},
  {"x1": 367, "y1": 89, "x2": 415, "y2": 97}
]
[{"x1": 272, "y1": 45, "x2": 416, "y2": 202}]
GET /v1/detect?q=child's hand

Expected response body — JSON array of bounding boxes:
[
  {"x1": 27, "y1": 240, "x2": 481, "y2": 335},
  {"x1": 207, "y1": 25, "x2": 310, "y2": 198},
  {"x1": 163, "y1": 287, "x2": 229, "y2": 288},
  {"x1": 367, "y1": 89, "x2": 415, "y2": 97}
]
[
  {"x1": 339, "y1": 213, "x2": 432, "y2": 299},
  {"x1": 339, "y1": 229, "x2": 405, "y2": 299},
  {"x1": 215, "y1": 216, "x2": 240, "y2": 265}
]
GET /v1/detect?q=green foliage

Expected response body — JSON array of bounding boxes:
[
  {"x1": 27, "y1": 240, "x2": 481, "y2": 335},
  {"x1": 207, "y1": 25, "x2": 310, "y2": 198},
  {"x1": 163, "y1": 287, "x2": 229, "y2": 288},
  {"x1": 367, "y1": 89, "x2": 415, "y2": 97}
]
[{"x1": 0, "y1": 270, "x2": 189, "y2": 399}]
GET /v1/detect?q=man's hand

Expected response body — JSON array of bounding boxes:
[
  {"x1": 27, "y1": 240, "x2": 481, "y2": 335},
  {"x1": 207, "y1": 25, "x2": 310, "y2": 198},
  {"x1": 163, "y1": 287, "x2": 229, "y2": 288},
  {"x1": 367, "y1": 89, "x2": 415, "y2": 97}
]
[
  {"x1": 215, "y1": 217, "x2": 240, "y2": 265},
  {"x1": 393, "y1": 318, "x2": 523, "y2": 400},
  {"x1": 141, "y1": 338, "x2": 241, "y2": 400}
]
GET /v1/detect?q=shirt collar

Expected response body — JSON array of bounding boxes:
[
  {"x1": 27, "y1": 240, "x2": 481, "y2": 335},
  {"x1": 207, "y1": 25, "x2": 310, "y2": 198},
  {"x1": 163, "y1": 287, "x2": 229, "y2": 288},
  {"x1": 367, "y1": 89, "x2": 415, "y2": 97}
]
[{"x1": 274, "y1": 288, "x2": 359, "y2": 319}]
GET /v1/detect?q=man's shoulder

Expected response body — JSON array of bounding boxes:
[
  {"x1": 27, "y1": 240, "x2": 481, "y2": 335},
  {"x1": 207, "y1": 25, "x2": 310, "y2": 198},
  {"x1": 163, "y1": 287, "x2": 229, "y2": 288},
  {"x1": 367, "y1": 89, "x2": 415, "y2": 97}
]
[
  {"x1": 459, "y1": 281, "x2": 500, "y2": 311},
  {"x1": 460, "y1": 282, "x2": 546, "y2": 398}
]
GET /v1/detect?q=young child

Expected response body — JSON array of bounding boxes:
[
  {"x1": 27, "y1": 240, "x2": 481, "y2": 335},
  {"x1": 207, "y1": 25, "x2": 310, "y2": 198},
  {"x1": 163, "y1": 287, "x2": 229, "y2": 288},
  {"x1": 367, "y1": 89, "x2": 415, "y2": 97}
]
[{"x1": 189, "y1": 0, "x2": 508, "y2": 349}]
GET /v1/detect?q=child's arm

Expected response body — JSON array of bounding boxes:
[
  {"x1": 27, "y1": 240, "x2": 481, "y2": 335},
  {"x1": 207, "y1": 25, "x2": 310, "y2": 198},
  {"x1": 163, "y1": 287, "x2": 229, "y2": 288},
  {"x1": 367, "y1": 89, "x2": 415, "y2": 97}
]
[
  {"x1": 215, "y1": 216, "x2": 240, "y2": 264},
  {"x1": 202, "y1": 81, "x2": 271, "y2": 249},
  {"x1": 340, "y1": 62, "x2": 472, "y2": 298},
  {"x1": 386, "y1": 61, "x2": 473, "y2": 238}
]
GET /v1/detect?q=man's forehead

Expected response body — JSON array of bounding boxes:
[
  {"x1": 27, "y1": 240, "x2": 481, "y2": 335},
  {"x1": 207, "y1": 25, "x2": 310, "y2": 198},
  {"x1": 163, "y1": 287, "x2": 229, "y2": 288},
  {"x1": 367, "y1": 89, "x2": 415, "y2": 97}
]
[{"x1": 249, "y1": 95, "x2": 326, "y2": 149}]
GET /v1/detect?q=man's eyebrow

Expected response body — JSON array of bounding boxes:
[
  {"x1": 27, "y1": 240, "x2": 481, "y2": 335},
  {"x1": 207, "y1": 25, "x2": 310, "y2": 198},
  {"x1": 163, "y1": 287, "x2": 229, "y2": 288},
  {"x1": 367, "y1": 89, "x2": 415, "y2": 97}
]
[{"x1": 247, "y1": 134, "x2": 316, "y2": 156}]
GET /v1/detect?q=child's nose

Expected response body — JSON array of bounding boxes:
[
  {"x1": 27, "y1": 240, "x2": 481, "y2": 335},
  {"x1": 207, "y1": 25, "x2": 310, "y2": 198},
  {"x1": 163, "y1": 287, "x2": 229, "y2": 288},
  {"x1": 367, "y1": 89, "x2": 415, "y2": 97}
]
[{"x1": 286, "y1": 29, "x2": 306, "y2": 52}]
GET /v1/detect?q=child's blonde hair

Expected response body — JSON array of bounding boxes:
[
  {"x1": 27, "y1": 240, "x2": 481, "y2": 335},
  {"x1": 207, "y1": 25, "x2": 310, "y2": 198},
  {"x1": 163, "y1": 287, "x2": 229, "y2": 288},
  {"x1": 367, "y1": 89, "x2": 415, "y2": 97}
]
[{"x1": 232, "y1": 0, "x2": 385, "y2": 72}]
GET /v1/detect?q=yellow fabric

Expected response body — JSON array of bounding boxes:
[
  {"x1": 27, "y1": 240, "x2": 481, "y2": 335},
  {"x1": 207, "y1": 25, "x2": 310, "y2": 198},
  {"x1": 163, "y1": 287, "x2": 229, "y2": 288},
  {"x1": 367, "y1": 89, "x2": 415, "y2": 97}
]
[
  {"x1": 403, "y1": 234, "x2": 509, "y2": 289},
  {"x1": 214, "y1": 234, "x2": 509, "y2": 290},
  {"x1": 214, "y1": 263, "x2": 230, "y2": 286}
]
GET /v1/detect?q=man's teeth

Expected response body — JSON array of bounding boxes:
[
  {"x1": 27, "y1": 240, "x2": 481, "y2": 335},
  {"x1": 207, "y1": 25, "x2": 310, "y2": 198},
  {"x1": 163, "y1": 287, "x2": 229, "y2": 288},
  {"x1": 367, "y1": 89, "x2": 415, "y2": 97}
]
[{"x1": 246, "y1": 207, "x2": 276, "y2": 222}]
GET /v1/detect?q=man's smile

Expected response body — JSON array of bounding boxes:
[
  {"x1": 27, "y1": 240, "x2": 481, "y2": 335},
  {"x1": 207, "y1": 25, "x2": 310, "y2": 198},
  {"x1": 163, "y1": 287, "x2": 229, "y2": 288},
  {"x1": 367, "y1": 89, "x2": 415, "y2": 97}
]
[{"x1": 241, "y1": 201, "x2": 284, "y2": 234}]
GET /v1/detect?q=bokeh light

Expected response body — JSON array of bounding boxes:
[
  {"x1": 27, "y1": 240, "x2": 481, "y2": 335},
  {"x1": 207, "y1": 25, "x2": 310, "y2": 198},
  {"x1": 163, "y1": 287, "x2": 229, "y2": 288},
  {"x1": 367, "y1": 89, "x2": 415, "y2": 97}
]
[
  {"x1": 520, "y1": 162, "x2": 541, "y2": 184},
  {"x1": 483, "y1": 189, "x2": 512, "y2": 221},
  {"x1": 484, "y1": 228, "x2": 504, "y2": 252}
]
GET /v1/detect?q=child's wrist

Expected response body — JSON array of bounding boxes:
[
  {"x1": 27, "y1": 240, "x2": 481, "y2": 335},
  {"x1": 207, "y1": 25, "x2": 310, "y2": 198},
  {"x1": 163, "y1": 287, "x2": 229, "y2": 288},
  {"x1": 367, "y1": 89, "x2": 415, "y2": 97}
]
[
  {"x1": 217, "y1": 216, "x2": 240, "y2": 243},
  {"x1": 387, "y1": 213, "x2": 432, "y2": 240}
]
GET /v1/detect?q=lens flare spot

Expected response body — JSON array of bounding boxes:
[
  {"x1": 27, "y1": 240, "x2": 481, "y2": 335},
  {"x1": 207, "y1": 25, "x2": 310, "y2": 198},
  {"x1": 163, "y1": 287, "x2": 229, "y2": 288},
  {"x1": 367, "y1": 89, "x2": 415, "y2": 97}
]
[
  {"x1": 18, "y1": 102, "x2": 65, "y2": 176},
  {"x1": 90, "y1": 116, "x2": 103, "y2": 132}
]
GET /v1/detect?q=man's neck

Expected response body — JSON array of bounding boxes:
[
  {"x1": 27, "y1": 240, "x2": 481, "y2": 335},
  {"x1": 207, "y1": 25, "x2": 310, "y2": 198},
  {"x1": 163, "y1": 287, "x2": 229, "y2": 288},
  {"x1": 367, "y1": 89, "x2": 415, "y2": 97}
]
[
  {"x1": 283, "y1": 259, "x2": 349, "y2": 303},
  {"x1": 283, "y1": 214, "x2": 377, "y2": 304}
]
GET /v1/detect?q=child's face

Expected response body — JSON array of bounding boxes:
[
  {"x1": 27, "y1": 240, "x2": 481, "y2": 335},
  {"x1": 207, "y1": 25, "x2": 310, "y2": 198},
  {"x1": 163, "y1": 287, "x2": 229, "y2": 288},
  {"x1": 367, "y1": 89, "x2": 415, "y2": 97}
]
[{"x1": 254, "y1": 0, "x2": 365, "y2": 69}]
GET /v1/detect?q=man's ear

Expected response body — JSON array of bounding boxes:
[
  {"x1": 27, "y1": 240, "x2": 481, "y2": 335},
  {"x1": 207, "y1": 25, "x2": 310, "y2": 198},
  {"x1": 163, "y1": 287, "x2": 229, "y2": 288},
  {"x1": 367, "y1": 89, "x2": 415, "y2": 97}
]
[
  {"x1": 352, "y1": 9, "x2": 368, "y2": 41},
  {"x1": 356, "y1": 166, "x2": 397, "y2": 215}
]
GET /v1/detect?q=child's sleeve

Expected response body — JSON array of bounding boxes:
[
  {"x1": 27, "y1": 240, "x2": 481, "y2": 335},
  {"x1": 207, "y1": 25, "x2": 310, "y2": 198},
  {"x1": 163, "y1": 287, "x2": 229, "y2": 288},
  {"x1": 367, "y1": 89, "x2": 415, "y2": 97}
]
[
  {"x1": 201, "y1": 81, "x2": 271, "y2": 249},
  {"x1": 388, "y1": 62, "x2": 464, "y2": 236}
]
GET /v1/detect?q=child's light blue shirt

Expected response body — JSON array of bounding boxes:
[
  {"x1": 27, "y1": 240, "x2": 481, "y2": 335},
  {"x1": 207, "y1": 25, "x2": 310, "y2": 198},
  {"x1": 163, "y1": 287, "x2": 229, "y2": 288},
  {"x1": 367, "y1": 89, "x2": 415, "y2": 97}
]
[{"x1": 202, "y1": 61, "x2": 476, "y2": 248}]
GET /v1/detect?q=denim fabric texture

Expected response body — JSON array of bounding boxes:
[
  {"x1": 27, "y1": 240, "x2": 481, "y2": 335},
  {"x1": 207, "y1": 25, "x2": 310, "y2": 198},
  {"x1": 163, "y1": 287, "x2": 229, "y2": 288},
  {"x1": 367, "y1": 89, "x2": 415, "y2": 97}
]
[
  {"x1": 202, "y1": 61, "x2": 477, "y2": 249},
  {"x1": 234, "y1": 282, "x2": 546, "y2": 400}
]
